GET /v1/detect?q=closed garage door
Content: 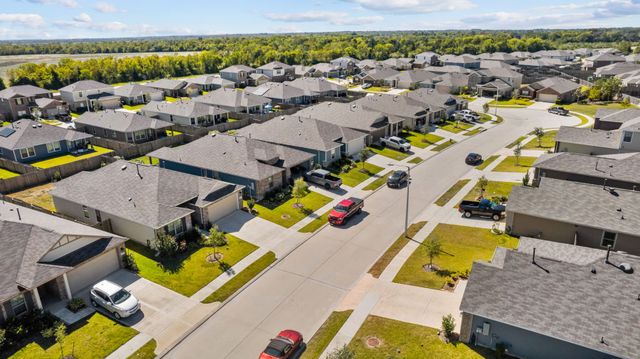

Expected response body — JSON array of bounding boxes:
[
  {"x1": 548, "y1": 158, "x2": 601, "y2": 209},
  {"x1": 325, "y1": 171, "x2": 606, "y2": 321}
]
[
  {"x1": 207, "y1": 193, "x2": 240, "y2": 224},
  {"x1": 537, "y1": 93, "x2": 558, "y2": 103},
  {"x1": 67, "y1": 249, "x2": 120, "y2": 294},
  {"x1": 346, "y1": 139, "x2": 366, "y2": 157}
]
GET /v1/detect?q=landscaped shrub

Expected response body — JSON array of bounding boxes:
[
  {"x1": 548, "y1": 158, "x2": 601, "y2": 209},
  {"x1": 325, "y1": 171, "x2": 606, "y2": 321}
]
[
  {"x1": 0, "y1": 328, "x2": 5, "y2": 349},
  {"x1": 2, "y1": 310, "x2": 56, "y2": 348},
  {"x1": 152, "y1": 232, "x2": 179, "y2": 257},
  {"x1": 123, "y1": 251, "x2": 139, "y2": 272},
  {"x1": 441, "y1": 314, "x2": 456, "y2": 338},
  {"x1": 66, "y1": 298, "x2": 86, "y2": 313}
]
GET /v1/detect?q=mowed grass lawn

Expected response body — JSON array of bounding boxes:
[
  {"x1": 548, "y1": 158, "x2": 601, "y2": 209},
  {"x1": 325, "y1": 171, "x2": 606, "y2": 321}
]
[
  {"x1": 334, "y1": 162, "x2": 384, "y2": 187},
  {"x1": 368, "y1": 145, "x2": 410, "y2": 161},
  {"x1": 123, "y1": 104, "x2": 145, "y2": 111},
  {"x1": 31, "y1": 146, "x2": 113, "y2": 169},
  {"x1": 432, "y1": 139, "x2": 456, "y2": 151},
  {"x1": 363, "y1": 171, "x2": 392, "y2": 191},
  {"x1": 435, "y1": 179, "x2": 470, "y2": 207},
  {"x1": 368, "y1": 221, "x2": 427, "y2": 278},
  {"x1": 463, "y1": 181, "x2": 519, "y2": 202},
  {"x1": 400, "y1": 130, "x2": 444, "y2": 149},
  {"x1": 249, "y1": 191, "x2": 333, "y2": 228},
  {"x1": 0, "y1": 167, "x2": 20, "y2": 179},
  {"x1": 8, "y1": 313, "x2": 137, "y2": 359},
  {"x1": 127, "y1": 339, "x2": 157, "y2": 359},
  {"x1": 488, "y1": 98, "x2": 534, "y2": 107},
  {"x1": 522, "y1": 130, "x2": 557, "y2": 150},
  {"x1": 348, "y1": 315, "x2": 492, "y2": 359},
  {"x1": 127, "y1": 236, "x2": 258, "y2": 297},
  {"x1": 440, "y1": 120, "x2": 473, "y2": 133},
  {"x1": 492, "y1": 156, "x2": 537, "y2": 173},
  {"x1": 302, "y1": 310, "x2": 353, "y2": 359},
  {"x1": 7, "y1": 183, "x2": 56, "y2": 212},
  {"x1": 298, "y1": 209, "x2": 331, "y2": 233},
  {"x1": 475, "y1": 155, "x2": 499, "y2": 170},
  {"x1": 564, "y1": 102, "x2": 633, "y2": 118},
  {"x1": 393, "y1": 224, "x2": 518, "y2": 289}
]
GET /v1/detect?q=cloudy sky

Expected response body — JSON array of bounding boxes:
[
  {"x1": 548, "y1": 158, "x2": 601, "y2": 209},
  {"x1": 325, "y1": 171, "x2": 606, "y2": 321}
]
[{"x1": 2, "y1": 0, "x2": 640, "y2": 40}]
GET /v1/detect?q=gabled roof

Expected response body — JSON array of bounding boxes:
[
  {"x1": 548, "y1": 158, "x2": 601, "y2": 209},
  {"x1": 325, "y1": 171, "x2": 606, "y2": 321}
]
[
  {"x1": 238, "y1": 115, "x2": 366, "y2": 152},
  {"x1": 354, "y1": 93, "x2": 428, "y2": 119},
  {"x1": 356, "y1": 59, "x2": 381, "y2": 69},
  {"x1": 75, "y1": 110, "x2": 173, "y2": 133},
  {"x1": 114, "y1": 84, "x2": 163, "y2": 98},
  {"x1": 51, "y1": 160, "x2": 243, "y2": 229},
  {"x1": 380, "y1": 57, "x2": 413, "y2": 68},
  {"x1": 534, "y1": 151, "x2": 640, "y2": 186},
  {"x1": 477, "y1": 67, "x2": 522, "y2": 79},
  {"x1": 595, "y1": 62, "x2": 640, "y2": 77},
  {"x1": 34, "y1": 97, "x2": 63, "y2": 109},
  {"x1": 479, "y1": 60, "x2": 517, "y2": 70},
  {"x1": 295, "y1": 102, "x2": 391, "y2": 133},
  {"x1": 221, "y1": 65, "x2": 255, "y2": 73},
  {"x1": 0, "y1": 119, "x2": 92, "y2": 150},
  {"x1": 477, "y1": 79, "x2": 512, "y2": 90},
  {"x1": 0, "y1": 85, "x2": 50, "y2": 99},
  {"x1": 595, "y1": 108, "x2": 640, "y2": 124},
  {"x1": 586, "y1": 53, "x2": 626, "y2": 62},
  {"x1": 149, "y1": 134, "x2": 313, "y2": 181},
  {"x1": 185, "y1": 75, "x2": 234, "y2": 87},
  {"x1": 384, "y1": 70, "x2": 438, "y2": 84},
  {"x1": 359, "y1": 67, "x2": 400, "y2": 81},
  {"x1": 415, "y1": 51, "x2": 438, "y2": 58},
  {"x1": 245, "y1": 82, "x2": 305, "y2": 100},
  {"x1": 518, "y1": 58, "x2": 566, "y2": 67},
  {"x1": 311, "y1": 62, "x2": 340, "y2": 73},
  {"x1": 529, "y1": 76, "x2": 580, "y2": 95},
  {"x1": 145, "y1": 79, "x2": 187, "y2": 91},
  {"x1": 59, "y1": 80, "x2": 111, "y2": 92},
  {"x1": 440, "y1": 54, "x2": 479, "y2": 64},
  {"x1": 555, "y1": 126, "x2": 622, "y2": 149},
  {"x1": 142, "y1": 100, "x2": 228, "y2": 118},
  {"x1": 257, "y1": 61, "x2": 293, "y2": 71},
  {"x1": 286, "y1": 77, "x2": 346, "y2": 94},
  {"x1": 194, "y1": 88, "x2": 271, "y2": 108},
  {"x1": 431, "y1": 72, "x2": 475, "y2": 87},
  {"x1": 423, "y1": 65, "x2": 475, "y2": 75},
  {"x1": 406, "y1": 88, "x2": 459, "y2": 110}
]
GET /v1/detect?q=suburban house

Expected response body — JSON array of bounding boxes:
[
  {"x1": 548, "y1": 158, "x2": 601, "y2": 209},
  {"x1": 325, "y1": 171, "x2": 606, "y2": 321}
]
[
  {"x1": 238, "y1": 115, "x2": 367, "y2": 166},
  {"x1": 519, "y1": 77, "x2": 581, "y2": 103},
  {"x1": 518, "y1": 58, "x2": 567, "y2": 69},
  {"x1": 356, "y1": 59, "x2": 381, "y2": 72},
  {"x1": 245, "y1": 82, "x2": 309, "y2": 104},
  {"x1": 295, "y1": 102, "x2": 402, "y2": 143},
  {"x1": 220, "y1": 65, "x2": 256, "y2": 87},
  {"x1": 380, "y1": 58, "x2": 413, "y2": 71},
  {"x1": 423, "y1": 65, "x2": 476, "y2": 75},
  {"x1": 0, "y1": 119, "x2": 93, "y2": 163},
  {"x1": 51, "y1": 160, "x2": 243, "y2": 245},
  {"x1": 354, "y1": 93, "x2": 433, "y2": 129},
  {"x1": 249, "y1": 73, "x2": 271, "y2": 86},
  {"x1": 34, "y1": 98, "x2": 70, "y2": 120},
  {"x1": 149, "y1": 134, "x2": 314, "y2": 200},
  {"x1": 330, "y1": 57, "x2": 359, "y2": 75},
  {"x1": 460, "y1": 238, "x2": 640, "y2": 359},
  {"x1": 74, "y1": 110, "x2": 173, "y2": 144},
  {"x1": 594, "y1": 62, "x2": 640, "y2": 78},
  {"x1": 532, "y1": 152, "x2": 640, "y2": 190},
  {"x1": 534, "y1": 50, "x2": 576, "y2": 61},
  {"x1": 354, "y1": 68, "x2": 400, "y2": 86},
  {"x1": 256, "y1": 61, "x2": 295, "y2": 82},
  {"x1": 406, "y1": 88, "x2": 467, "y2": 119},
  {"x1": 0, "y1": 201, "x2": 127, "y2": 324},
  {"x1": 286, "y1": 78, "x2": 347, "y2": 97},
  {"x1": 582, "y1": 53, "x2": 626, "y2": 70},
  {"x1": 145, "y1": 79, "x2": 199, "y2": 98},
  {"x1": 476, "y1": 79, "x2": 514, "y2": 99},
  {"x1": 440, "y1": 55, "x2": 480, "y2": 69},
  {"x1": 383, "y1": 70, "x2": 439, "y2": 90},
  {"x1": 0, "y1": 85, "x2": 53, "y2": 121},
  {"x1": 477, "y1": 52, "x2": 519, "y2": 65},
  {"x1": 618, "y1": 68, "x2": 640, "y2": 96},
  {"x1": 426, "y1": 73, "x2": 481, "y2": 95},
  {"x1": 477, "y1": 68, "x2": 523, "y2": 89},
  {"x1": 185, "y1": 75, "x2": 235, "y2": 91},
  {"x1": 593, "y1": 108, "x2": 640, "y2": 130},
  {"x1": 59, "y1": 80, "x2": 117, "y2": 112},
  {"x1": 479, "y1": 60, "x2": 517, "y2": 70},
  {"x1": 310, "y1": 63, "x2": 341, "y2": 78},
  {"x1": 414, "y1": 52, "x2": 440, "y2": 67},
  {"x1": 506, "y1": 177, "x2": 640, "y2": 255},
  {"x1": 194, "y1": 88, "x2": 271, "y2": 113},
  {"x1": 113, "y1": 84, "x2": 164, "y2": 105},
  {"x1": 142, "y1": 100, "x2": 229, "y2": 127},
  {"x1": 293, "y1": 65, "x2": 318, "y2": 78}
]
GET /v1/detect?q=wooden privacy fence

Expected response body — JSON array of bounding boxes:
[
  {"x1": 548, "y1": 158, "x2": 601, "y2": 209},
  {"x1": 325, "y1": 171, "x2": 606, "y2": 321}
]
[
  {"x1": 0, "y1": 157, "x2": 38, "y2": 175},
  {"x1": 89, "y1": 134, "x2": 186, "y2": 159}
]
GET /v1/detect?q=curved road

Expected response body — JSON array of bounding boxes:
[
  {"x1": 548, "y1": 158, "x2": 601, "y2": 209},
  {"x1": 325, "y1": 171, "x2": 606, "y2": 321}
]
[{"x1": 163, "y1": 107, "x2": 579, "y2": 358}]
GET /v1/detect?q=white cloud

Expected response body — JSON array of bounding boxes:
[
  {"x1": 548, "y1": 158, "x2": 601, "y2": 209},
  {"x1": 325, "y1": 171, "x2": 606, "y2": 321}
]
[
  {"x1": 592, "y1": 0, "x2": 640, "y2": 18},
  {"x1": 73, "y1": 12, "x2": 92, "y2": 23},
  {"x1": 265, "y1": 11, "x2": 383, "y2": 25},
  {"x1": 94, "y1": 2, "x2": 120, "y2": 13},
  {"x1": 0, "y1": 13, "x2": 45, "y2": 27},
  {"x1": 343, "y1": 0, "x2": 475, "y2": 14},
  {"x1": 25, "y1": 0, "x2": 78, "y2": 8}
]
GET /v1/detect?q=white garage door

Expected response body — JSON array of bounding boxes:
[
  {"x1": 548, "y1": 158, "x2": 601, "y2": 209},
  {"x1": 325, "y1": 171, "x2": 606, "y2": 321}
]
[
  {"x1": 207, "y1": 194, "x2": 240, "y2": 224},
  {"x1": 537, "y1": 93, "x2": 558, "y2": 103},
  {"x1": 347, "y1": 139, "x2": 366, "y2": 157},
  {"x1": 67, "y1": 249, "x2": 120, "y2": 294}
]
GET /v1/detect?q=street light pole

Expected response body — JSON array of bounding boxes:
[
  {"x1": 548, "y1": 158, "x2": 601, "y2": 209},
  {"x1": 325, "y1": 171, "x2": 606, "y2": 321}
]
[
  {"x1": 389, "y1": 163, "x2": 411, "y2": 238},
  {"x1": 494, "y1": 94, "x2": 499, "y2": 117}
]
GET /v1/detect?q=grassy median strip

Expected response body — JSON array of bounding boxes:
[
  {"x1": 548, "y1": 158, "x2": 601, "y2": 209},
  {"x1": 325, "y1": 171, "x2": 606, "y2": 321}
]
[
  {"x1": 475, "y1": 155, "x2": 499, "y2": 170},
  {"x1": 298, "y1": 210, "x2": 331, "y2": 233},
  {"x1": 363, "y1": 171, "x2": 392, "y2": 191},
  {"x1": 202, "y1": 251, "x2": 277, "y2": 304},
  {"x1": 434, "y1": 179, "x2": 470, "y2": 207},
  {"x1": 506, "y1": 136, "x2": 527, "y2": 149},
  {"x1": 301, "y1": 310, "x2": 354, "y2": 359},
  {"x1": 463, "y1": 127, "x2": 484, "y2": 136},
  {"x1": 407, "y1": 157, "x2": 423, "y2": 164},
  {"x1": 127, "y1": 339, "x2": 157, "y2": 359},
  {"x1": 368, "y1": 221, "x2": 427, "y2": 278},
  {"x1": 432, "y1": 139, "x2": 456, "y2": 152}
]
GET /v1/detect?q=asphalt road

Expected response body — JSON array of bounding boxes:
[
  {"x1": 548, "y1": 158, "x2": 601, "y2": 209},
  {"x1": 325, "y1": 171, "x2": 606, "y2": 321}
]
[{"x1": 163, "y1": 106, "x2": 579, "y2": 359}]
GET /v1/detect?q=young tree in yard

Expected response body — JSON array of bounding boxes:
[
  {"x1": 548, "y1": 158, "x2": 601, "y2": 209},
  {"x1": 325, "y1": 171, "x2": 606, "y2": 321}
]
[
  {"x1": 513, "y1": 141, "x2": 522, "y2": 166},
  {"x1": 152, "y1": 231, "x2": 178, "y2": 257},
  {"x1": 359, "y1": 148, "x2": 370, "y2": 169},
  {"x1": 522, "y1": 171, "x2": 530, "y2": 187},
  {"x1": 327, "y1": 345, "x2": 355, "y2": 359},
  {"x1": 424, "y1": 237, "x2": 442, "y2": 270},
  {"x1": 533, "y1": 127, "x2": 545, "y2": 147},
  {"x1": 442, "y1": 314, "x2": 456, "y2": 338},
  {"x1": 478, "y1": 175, "x2": 489, "y2": 199},
  {"x1": 42, "y1": 322, "x2": 67, "y2": 358},
  {"x1": 246, "y1": 198, "x2": 255, "y2": 214},
  {"x1": 292, "y1": 177, "x2": 308, "y2": 206},
  {"x1": 482, "y1": 102, "x2": 489, "y2": 113},
  {"x1": 202, "y1": 225, "x2": 228, "y2": 262}
]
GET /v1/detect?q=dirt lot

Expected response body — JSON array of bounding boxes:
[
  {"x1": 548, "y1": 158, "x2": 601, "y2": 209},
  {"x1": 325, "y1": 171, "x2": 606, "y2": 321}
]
[{"x1": 7, "y1": 183, "x2": 57, "y2": 212}]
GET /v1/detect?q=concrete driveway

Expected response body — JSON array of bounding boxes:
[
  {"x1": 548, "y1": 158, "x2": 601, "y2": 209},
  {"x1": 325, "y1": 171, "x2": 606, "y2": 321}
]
[{"x1": 215, "y1": 210, "x2": 286, "y2": 248}]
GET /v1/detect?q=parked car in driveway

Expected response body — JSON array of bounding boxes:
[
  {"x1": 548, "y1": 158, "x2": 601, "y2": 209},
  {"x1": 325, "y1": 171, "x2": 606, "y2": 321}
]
[
  {"x1": 387, "y1": 170, "x2": 409, "y2": 188},
  {"x1": 90, "y1": 280, "x2": 140, "y2": 319},
  {"x1": 380, "y1": 136, "x2": 411, "y2": 152},
  {"x1": 465, "y1": 153, "x2": 483, "y2": 165},
  {"x1": 328, "y1": 197, "x2": 364, "y2": 225},
  {"x1": 457, "y1": 110, "x2": 480, "y2": 121},
  {"x1": 304, "y1": 169, "x2": 342, "y2": 189},
  {"x1": 361, "y1": 83, "x2": 372, "y2": 89},
  {"x1": 459, "y1": 199, "x2": 505, "y2": 221},
  {"x1": 548, "y1": 106, "x2": 569, "y2": 116},
  {"x1": 260, "y1": 330, "x2": 304, "y2": 359}
]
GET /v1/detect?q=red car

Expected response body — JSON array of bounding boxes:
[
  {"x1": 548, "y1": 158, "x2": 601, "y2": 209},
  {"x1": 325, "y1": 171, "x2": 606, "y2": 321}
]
[
  {"x1": 259, "y1": 330, "x2": 304, "y2": 359},
  {"x1": 328, "y1": 197, "x2": 364, "y2": 226}
]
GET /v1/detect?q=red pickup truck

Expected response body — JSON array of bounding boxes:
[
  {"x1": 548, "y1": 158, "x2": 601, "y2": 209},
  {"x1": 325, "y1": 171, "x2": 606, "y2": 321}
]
[{"x1": 328, "y1": 197, "x2": 364, "y2": 226}]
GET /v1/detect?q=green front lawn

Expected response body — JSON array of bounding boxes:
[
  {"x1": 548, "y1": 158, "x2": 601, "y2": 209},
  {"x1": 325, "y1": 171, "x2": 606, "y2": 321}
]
[
  {"x1": 165, "y1": 129, "x2": 182, "y2": 136},
  {"x1": 432, "y1": 139, "x2": 456, "y2": 152},
  {"x1": 394, "y1": 224, "x2": 519, "y2": 289},
  {"x1": 458, "y1": 94, "x2": 477, "y2": 102},
  {"x1": 298, "y1": 210, "x2": 331, "y2": 233},
  {"x1": 127, "y1": 236, "x2": 258, "y2": 297},
  {"x1": 123, "y1": 104, "x2": 145, "y2": 111},
  {"x1": 127, "y1": 339, "x2": 157, "y2": 359},
  {"x1": 440, "y1": 121, "x2": 473, "y2": 134},
  {"x1": 202, "y1": 251, "x2": 276, "y2": 304},
  {"x1": 522, "y1": 130, "x2": 557, "y2": 150},
  {"x1": 488, "y1": 98, "x2": 534, "y2": 107},
  {"x1": 130, "y1": 155, "x2": 159, "y2": 166},
  {"x1": 464, "y1": 128, "x2": 484, "y2": 136},
  {"x1": 463, "y1": 181, "x2": 519, "y2": 202},
  {"x1": 364, "y1": 86, "x2": 390, "y2": 93},
  {"x1": 368, "y1": 221, "x2": 427, "y2": 278},
  {"x1": 563, "y1": 102, "x2": 632, "y2": 118},
  {"x1": 302, "y1": 310, "x2": 354, "y2": 359},
  {"x1": 506, "y1": 136, "x2": 527, "y2": 149},
  {"x1": 2, "y1": 121, "x2": 11, "y2": 126},
  {"x1": 9, "y1": 313, "x2": 138, "y2": 359},
  {"x1": 348, "y1": 315, "x2": 493, "y2": 359},
  {"x1": 435, "y1": 179, "x2": 471, "y2": 206},
  {"x1": 0, "y1": 167, "x2": 20, "y2": 179},
  {"x1": 363, "y1": 171, "x2": 392, "y2": 191},
  {"x1": 407, "y1": 157, "x2": 423, "y2": 164},
  {"x1": 334, "y1": 162, "x2": 384, "y2": 187},
  {"x1": 70, "y1": 112, "x2": 80, "y2": 118},
  {"x1": 227, "y1": 118, "x2": 239, "y2": 122},
  {"x1": 249, "y1": 191, "x2": 333, "y2": 228},
  {"x1": 368, "y1": 145, "x2": 410, "y2": 161},
  {"x1": 475, "y1": 155, "x2": 499, "y2": 170},
  {"x1": 477, "y1": 114, "x2": 492, "y2": 123},
  {"x1": 31, "y1": 146, "x2": 113, "y2": 169},
  {"x1": 492, "y1": 156, "x2": 537, "y2": 173},
  {"x1": 570, "y1": 112, "x2": 589, "y2": 127},
  {"x1": 400, "y1": 130, "x2": 444, "y2": 149}
]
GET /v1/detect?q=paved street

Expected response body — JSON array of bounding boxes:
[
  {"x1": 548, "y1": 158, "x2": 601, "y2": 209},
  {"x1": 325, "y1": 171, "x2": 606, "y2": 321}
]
[{"x1": 162, "y1": 106, "x2": 580, "y2": 358}]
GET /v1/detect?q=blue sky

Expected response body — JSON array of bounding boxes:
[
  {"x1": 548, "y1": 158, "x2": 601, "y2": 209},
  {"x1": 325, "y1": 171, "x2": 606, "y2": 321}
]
[{"x1": 2, "y1": 0, "x2": 640, "y2": 40}]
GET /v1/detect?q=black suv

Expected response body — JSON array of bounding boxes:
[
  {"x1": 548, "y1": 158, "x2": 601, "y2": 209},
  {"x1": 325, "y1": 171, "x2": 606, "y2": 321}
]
[
  {"x1": 465, "y1": 153, "x2": 483, "y2": 165},
  {"x1": 387, "y1": 170, "x2": 409, "y2": 188}
]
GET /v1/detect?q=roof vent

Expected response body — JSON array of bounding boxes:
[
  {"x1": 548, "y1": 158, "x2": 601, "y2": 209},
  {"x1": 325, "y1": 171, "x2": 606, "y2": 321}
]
[
  {"x1": 121, "y1": 165, "x2": 127, "y2": 171},
  {"x1": 281, "y1": 116, "x2": 285, "y2": 120},
  {"x1": 591, "y1": 267, "x2": 597, "y2": 274},
  {"x1": 37, "y1": 124, "x2": 42, "y2": 128},
  {"x1": 619, "y1": 263, "x2": 634, "y2": 274},
  {"x1": 32, "y1": 124, "x2": 37, "y2": 128}
]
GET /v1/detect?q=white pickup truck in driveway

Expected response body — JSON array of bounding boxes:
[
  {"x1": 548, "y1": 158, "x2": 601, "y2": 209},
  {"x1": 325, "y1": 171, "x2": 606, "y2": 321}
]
[
  {"x1": 380, "y1": 136, "x2": 411, "y2": 152},
  {"x1": 304, "y1": 169, "x2": 342, "y2": 189}
]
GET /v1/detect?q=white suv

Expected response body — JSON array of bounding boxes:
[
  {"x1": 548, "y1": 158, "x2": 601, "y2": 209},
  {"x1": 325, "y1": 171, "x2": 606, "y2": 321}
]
[{"x1": 90, "y1": 280, "x2": 140, "y2": 319}]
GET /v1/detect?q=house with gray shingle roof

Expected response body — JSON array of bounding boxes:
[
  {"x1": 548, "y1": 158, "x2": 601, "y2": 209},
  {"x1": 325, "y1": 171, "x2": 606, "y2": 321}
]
[
  {"x1": 149, "y1": 134, "x2": 314, "y2": 200},
  {"x1": 220, "y1": 65, "x2": 256, "y2": 86},
  {"x1": 33, "y1": 98, "x2": 70, "y2": 120},
  {"x1": 145, "y1": 79, "x2": 199, "y2": 98},
  {"x1": 506, "y1": 177, "x2": 640, "y2": 255},
  {"x1": 310, "y1": 63, "x2": 341, "y2": 78},
  {"x1": 59, "y1": 80, "x2": 116, "y2": 112},
  {"x1": 460, "y1": 240, "x2": 640, "y2": 359},
  {"x1": 383, "y1": 70, "x2": 438, "y2": 90},
  {"x1": 413, "y1": 52, "x2": 440, "y2": 67},
  {"x1": 141, "y1": 100, "x2": 229, "y2": 127},
  {"x1": 74, "y1": 110, "x2": 173, "y2": 144},
  {"x1": 114, "y1": 84, "x2": 164, "y2": 105},
  {"x1": 256, "y1": 61, "x2": 295, "y2": 82},
  {"x1": 353, "y1": 93, "x2": 433, "y2": 129},
  {"x1": 582, "y1": 53, "x2": 626, "y2": 70},
  {"x1": 194, "y1": 88, "x2": 271, "y2": 114},
  {"x1": 406, "y1": 88, "x2": 466, "y2": 119},
  {"x1": 245, "y1": 82, "x2": 309, "y2": 104},
  {"x1": 594, "y1": 108, "x2": 640, "y2": 130},
  {"x1": 594, "y1": 62, "x2": 640, "y2": 78},
  {"x1": 440, "y1": 54, "x2": 480, "y2": 69},
  {"x1": 476, "y1": 79, "x2": 514, "y2": 99},
  {"x1": 380, "y1": 58, "x2": 413, "y2": 71},
  {"x1": 185, "y1": 75, "x2": 235, "y2": 91},
  {"x1": 423, "y1": 72, "x2": 481, "y2": 95},
  {"x1": 330, "y1": 57, "x2": 359, "y2": 75},
  {"x1": 519, "y1": 76, "x2": 581, "y2": 103},
  {"x1": 0, "y1": 85, "x2": 53, "y2": 122},
  {"x1": 0, "y1": 119, "x2": 92, "y2": 163},
  {"x1": 238, "y1": 115, "x2": 367, "y2": 166},
  {"x1": 51, "y1": 160, "x2": 243, "y2": 245},
  {"x1": 286, "y1": 78, "x2": 347, "y2": 97},
  {"x1": 354, "y1": 67, "x2": 400, "y2": 86},
  {"x1": 0, "y1": 201, "x2": 127, "y2": 324}
]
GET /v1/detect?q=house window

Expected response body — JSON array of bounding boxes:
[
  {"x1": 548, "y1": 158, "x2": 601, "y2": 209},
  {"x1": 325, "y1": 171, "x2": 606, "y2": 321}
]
[
  {"x1": 82, "y1": 205, "x2": 90, "y2": 218},
  {"x1": 166, "y1": 219, "x2": 185, "y2": 236},
  {"x1": 134, "y1": 131, "x2": 146, "y2": 141},
  {"x1": 623, "y1": 131, "x2": 633, "y2": 143},
  {"x1": 46, "y1": 141, "x2": 61, "y2": 153},
  {"x1": 601, "y1": 231, "x2": 617, "y2": 248},
  {"x1": 78, "y1": 92, "x2": 83, "y2": 98},
  {"x1": 19, "y1": 147, "x2": 36, "y2": 159},
  {"x1": 15, "y1": 98, "x2": 25, "y2": 105},
  {"x1": 10, "y1": 294, "x2": 27, "y2": 316},
  {"x1": 112, "y1": 131, "x2": 117, "y2": 138}
]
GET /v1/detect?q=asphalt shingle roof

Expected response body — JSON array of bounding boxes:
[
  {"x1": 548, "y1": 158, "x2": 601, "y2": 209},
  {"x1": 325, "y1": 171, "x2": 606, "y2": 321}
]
[
  {"x1": 185, "y1": 75, "x2": 234, "y2": 87},
  {"x1": 59, "y1": 80, "x2": 111, "y2": 92},
  {"x1": 295, "y1": 102, "x2": 389, "y2": 133},
  {"x1": 245, "y1": 82, "x2": 306, "y2": 100},
  {"x1": 595, "y1": 108, "x2": 640, "y2": 124},
  {"x1": 529, "y1": 77, "x2": 581, "y2": 94},
  {"x1": 194, "y1": 88, "x2": 271, "y2": 109},
  {"x1": 146, "y1": 79, "x2": 187, "y2": 91},
  {"x1": 114, "y1": 84, "x2": 163, "y2": 97},
  {"x1": 285, "y1": 78, "x2": 346, "y2": 95},
  {"x1": 75, "y1": 110, "x2": 173, "y2": 133},
  {"x1": 555, "y1": 126, "x2": 622, "y2": 149},
  {"x1": 0, "y1": 85, "x2": 50, "y2": 99},
  {"x1": 354, "y1": 93, "x2": 427, "y2": 119},
  {"x1": 534, "y1": 152, "x2": 640, "y2": 186},
  {"x1": 0, "y1": 119, "x2": 92, "y2": 150},
  {"x1": 142, "y1": 100, "x2": 228, "y2": 118},
  {"x1": 257, "y1": 61, "x2": 293, "y2": 71}
]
